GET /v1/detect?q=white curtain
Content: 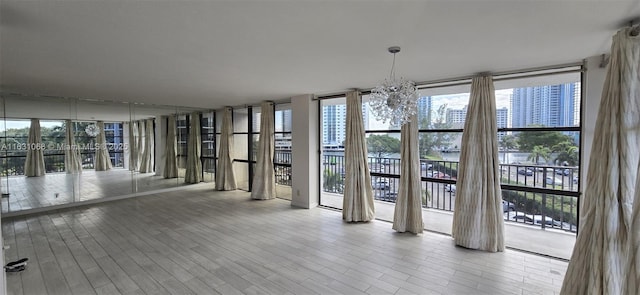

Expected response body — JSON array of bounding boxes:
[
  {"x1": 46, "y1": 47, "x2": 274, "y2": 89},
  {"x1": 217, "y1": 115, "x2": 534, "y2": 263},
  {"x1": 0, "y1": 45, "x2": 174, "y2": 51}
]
[
  {"x1": 393, "y1": 115, "x2": 423, "y2": 233},
  {"x1": 64, "y1": 120, "x2": 82, "y2": 173},
  {"x1": 128, "y1": 121, "x2": 139, "y2": 171},
  {"x1": 451, "y1": 75, "x2": 504, "y2": 252},
  {"x1": 137, "y1": 120, "x2": 145, "y2": 171},
  {"x1": 24, "y1": 118, "x2": 45, "y2": 177},
  {"x1": 251, "y1": 102, "x2": 276, "y2": 200},
  {"x1": 342, "y1": 91, "x2": 375, "y2": 222},
  {"x1": 216, "y1": 107, "x2": 237, "y2": 190},
  {"x1": 139, "y1": 119, "x2": 155, "y2": 173},
  {"x1": 163, "y1": 115, "x2": 178, "y2": 178},
  {"x1": 631, "y1": 165, "x2": 640, "y2": 294},
  {"x1": 185, "y1": 112, "x2": 202, "y2": 184},
  {"x1": 561, "y1": 27, "x2": 640, "y2": 295},
  {"x1": 94, "y1": 121, "x2": 113, "y2": 171}
]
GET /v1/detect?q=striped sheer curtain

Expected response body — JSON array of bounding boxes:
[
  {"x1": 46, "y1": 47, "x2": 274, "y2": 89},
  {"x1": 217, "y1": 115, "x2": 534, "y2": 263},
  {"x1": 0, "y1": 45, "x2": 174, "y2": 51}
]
[
  {"x1": 393, "y1": 115, "x2": 423, "y2": 233},
  {"x1": 24, "y1": 119, "x2": 45, "y2": 177},
  {"x1": 251, "y1": 102, "x2": 276, "y2": 200},
  {"x1": 561, "y1": 27, "x2": 640, "y2": 295},
  {"x1": 94, "y1": 121, "x2": 113, "y2": 171},
  {"x1": 137, "y1": 120, "x2": 145, "y2": 171},
  {"x1": 64, "y1": 120, "x2": 82, "y2": 173},
  {"x1": 128, "y1": 121, "x2": 139, "y2": 171},
  {"x1": 185, "y1": 112, "x2": 202, "y2": 184},
  {"x1": 163, "y1": 115, "x2": 179, "y2": 178},
  {"x1": 139, "y1": 119, "x2": 155, "y2": 173},
  {"x1": 216, "y1": 107, "x2": 237, "y2": 190},
  {"x1": 342, "y1": 91, "x2": 375, "y2": 222},
  {"x1": 451, "y1": 75, "x2": 504, "y2": 252}
]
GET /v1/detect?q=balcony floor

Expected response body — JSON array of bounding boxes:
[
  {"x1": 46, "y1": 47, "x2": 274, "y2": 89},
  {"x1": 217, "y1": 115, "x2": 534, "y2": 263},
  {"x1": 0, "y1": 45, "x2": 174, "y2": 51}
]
[{"x1": 321, "y1": 193, "x2": 576, "y2": 260}]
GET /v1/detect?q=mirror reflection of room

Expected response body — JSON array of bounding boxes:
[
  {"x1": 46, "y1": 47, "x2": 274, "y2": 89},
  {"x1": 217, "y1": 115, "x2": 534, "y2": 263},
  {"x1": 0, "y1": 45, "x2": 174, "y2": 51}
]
[{"x1": 0, "y1": 96, "x2": 210, "y2": 214}]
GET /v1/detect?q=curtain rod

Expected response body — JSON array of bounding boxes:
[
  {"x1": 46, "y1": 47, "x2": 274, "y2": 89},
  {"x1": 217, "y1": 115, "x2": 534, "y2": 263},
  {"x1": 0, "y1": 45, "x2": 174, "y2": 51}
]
[{"x1": 314, "y1": 61, "x2": 584, "y2": 101}]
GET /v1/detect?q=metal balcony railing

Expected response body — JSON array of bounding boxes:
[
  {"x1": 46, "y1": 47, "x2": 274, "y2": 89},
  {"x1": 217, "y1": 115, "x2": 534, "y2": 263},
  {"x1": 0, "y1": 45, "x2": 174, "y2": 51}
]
[{"x1": 322, "y1": 154, "x2": 579, "y2": 233}]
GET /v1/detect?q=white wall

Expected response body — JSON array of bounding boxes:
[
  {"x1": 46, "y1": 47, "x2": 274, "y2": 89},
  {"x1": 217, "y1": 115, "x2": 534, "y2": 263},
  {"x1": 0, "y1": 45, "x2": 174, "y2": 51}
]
[
  {"x1": 291, "y1": 94, "x2": 319, "y2": 208},
  {"x1": 581, "y1": 55, "x2": 608, "y2": 193}
]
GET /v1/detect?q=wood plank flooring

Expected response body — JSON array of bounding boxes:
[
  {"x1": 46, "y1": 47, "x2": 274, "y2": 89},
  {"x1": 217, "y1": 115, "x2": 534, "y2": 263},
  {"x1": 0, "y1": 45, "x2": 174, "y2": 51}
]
[{"x1": 2, "y1": 187, "x2": 567, "y2": 294}]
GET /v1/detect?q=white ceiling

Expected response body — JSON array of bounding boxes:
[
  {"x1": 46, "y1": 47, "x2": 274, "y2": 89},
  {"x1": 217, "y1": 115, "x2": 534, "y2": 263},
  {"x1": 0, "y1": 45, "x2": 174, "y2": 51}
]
[{"x1": 1, "y1": 1, "x2": 639, "y2": 109}]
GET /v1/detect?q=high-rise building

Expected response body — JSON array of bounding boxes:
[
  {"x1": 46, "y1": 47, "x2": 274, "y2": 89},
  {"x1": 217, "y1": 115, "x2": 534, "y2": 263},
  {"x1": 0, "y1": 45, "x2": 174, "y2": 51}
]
[
  {"x1": 322, "y1": 102, "x2": 369, "y2": 147},
  {"x1": 275, "y1": 109, "x2": 292, "y2": 132},
  {"x1": 446, "y1": 105, "x2": 467, "y2": 125},
  {"x1": 573, "y1": 81, "x2": 581, "y2": 126},
  {"x1": 417, "y1": 96, "x2": 432, "y2": 127},
  {"x1": 511, "y1": 83, "x2": 577, "y2": 128},
  {"x1": 496, "y1": 107, "x2": 508, "y2": 141}
]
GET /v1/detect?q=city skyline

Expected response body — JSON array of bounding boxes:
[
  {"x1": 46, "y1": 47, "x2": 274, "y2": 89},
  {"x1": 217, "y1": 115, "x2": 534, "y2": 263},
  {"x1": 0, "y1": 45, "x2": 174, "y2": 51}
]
[{"x1": 322, "y1": 81, "x2": 581, "y2": 146}]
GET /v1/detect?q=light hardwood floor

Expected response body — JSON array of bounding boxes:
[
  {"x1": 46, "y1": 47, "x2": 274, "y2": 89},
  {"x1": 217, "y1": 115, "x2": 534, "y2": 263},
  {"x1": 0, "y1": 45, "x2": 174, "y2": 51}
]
[{"x1": 2, "y1": 187, "x2": 567, "y2": 294}]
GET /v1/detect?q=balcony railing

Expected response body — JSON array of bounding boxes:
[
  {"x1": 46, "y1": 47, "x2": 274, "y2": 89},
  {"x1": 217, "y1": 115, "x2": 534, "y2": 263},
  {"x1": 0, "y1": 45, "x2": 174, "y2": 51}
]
[
  {"x1": 0, "y1": 151, "x2": 125, "y2": 176},
  {"x1": 322, "y1": 154, "x2": 579, "y2": 233}
]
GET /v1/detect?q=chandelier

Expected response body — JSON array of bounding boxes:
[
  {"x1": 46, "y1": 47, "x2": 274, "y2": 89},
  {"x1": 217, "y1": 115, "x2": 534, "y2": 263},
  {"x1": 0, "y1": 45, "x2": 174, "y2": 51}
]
[{"x1": 369, "y1": 46, "x2": 418, "y2": 126}]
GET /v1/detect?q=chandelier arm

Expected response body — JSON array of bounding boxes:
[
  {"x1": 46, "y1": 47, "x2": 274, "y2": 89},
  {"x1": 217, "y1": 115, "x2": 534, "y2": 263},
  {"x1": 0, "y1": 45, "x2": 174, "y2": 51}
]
[{"x1": 390, "y1": 53, "x2": 396, "y2": 80}]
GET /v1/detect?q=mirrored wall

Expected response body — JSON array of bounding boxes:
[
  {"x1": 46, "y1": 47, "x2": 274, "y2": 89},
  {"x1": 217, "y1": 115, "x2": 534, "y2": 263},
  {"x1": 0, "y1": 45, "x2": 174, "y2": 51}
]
[{"x1": 0, "y1": 94, "x2": 210, "y2": 214}]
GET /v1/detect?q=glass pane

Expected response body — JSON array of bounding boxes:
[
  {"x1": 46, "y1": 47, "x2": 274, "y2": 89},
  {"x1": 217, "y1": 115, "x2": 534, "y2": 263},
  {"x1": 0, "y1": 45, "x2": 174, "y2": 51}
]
[
  {"x1": 275, "y1": 105, "x2": 292, "y2": 133},
  {"x1": 233, "y1": 108, "x2": 249, "y2": 133},
  {"x1": 496, "y1": 75, "x2": 580, "y2": 129},
  {"x1": 201, "y1": 111, "x2": 215, "y2": 183},
  {"x1": 252, "y1": 106, "x2": 261, "y2": 134},
  {"x1": 499, "y1": 131, "x2": 580, "y2": 192},
  {"x1": 320, "y1": 97, "x2": 346, "y2": 208},
  {"x1": 76, "y1": 100, "x2": 133, "y2": 202}
]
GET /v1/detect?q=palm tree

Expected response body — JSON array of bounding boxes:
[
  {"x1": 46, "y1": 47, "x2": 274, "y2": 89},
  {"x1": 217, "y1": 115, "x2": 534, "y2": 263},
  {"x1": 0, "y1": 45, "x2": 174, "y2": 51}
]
[
  {"x1": 499, "y1": 134, "x2": 518, "y2": 163},
  {"x1": 552, "y1": 141, "x2": 579, "y2": 166},
  {"x1": 527, "y1": 145, "x2": 551, "y2": 164}
]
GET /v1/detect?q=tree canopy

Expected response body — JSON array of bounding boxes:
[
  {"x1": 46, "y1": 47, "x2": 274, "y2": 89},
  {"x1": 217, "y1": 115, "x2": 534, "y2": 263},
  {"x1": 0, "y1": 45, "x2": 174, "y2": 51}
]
[
  {"x1": 418, "y1": 104, "x2": 454, "y2": 158},
  {"x1": 367, "y1": 134, "x2": 400, "y2": 158},
  {"x1": 516, "y1": 128, "x2": 575, "y2": 152}
]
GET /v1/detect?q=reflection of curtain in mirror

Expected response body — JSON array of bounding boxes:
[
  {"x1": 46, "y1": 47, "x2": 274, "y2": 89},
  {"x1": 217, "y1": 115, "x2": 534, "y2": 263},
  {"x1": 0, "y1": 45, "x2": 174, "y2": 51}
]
[
  {"x1": 251, "y1": 102, "x2": 276, "y2": 200},
  {"x1": 24, "y1": 118, "x2": 46, "y2": 177},
  {"x1": 342, "y1": 91, "x2": 375, "y2": 222},
  {"x1": 216, "y1": 107, "x2": 236, "y2": 190},
  {"x1": 128, "y1": 121, "x2": 139, "y2": 171},
  {"x1": 452, "y1": 75, "x2": 504, "y2": 252},
  {"x1": 137, "y1": 120, "x2": 145, "y2": 171},
  {"x1": 64, "y1": 120, "x2": 82, "y2": 173},
  {"x1": 185, "y1": 112, "x2": 202, "y2": 183},
  {"x1": 94, "y1": 121, "x2": 113, "y2": 171},
  {"x1": 163, "y1": 115, "x2": 178, "y2": 178},
  {"x1": 393, "y1": 115, "x2": 423, "y2": 233},
  {"x1": 139, "y1": 119, "x2": 155, "y2": 173}
]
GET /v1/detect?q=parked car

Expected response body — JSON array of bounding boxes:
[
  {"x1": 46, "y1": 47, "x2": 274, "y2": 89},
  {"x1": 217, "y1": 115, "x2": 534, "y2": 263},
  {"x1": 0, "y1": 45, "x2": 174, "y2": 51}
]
[
  {"x1": 420, "y1": 162, "x2": 433, "y2": 170},
  {"x1": 533, "y1": 215, "x2": 562, "y2": 227},
  {"x1": 556, "y1": 168, "x2": 571, "y2": 176},
  {"x1": 508, "y1": 213, "x2": 561, "y2": 227},
  {"x1": 383, "y1": 192, "x2": 398, "y2": 201},
  {"x1": 502, "y1": 200, "x2": 515, "y2": 212},
  {"x1": 518, "y1": 169, "x2": 533, "y2": 176},
  {"x1": 372, "y1": 181, "x2": 390, "y2": 190},
  {"x1": 545, "y1": 177, "x2": 563, "y2": 186},
  {"x1": 444, "y1": 184, "x2": 456, "y2": 193}
]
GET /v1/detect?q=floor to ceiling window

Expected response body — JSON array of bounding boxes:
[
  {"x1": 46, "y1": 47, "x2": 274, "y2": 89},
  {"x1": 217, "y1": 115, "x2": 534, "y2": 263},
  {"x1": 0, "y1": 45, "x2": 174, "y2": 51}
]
[
  {"x1": 274, "y1": 104, "x2": 292, "y2": 200},
  {"x1": 319, "y1": 97, "x2": 347, "y2": 208},
  {"x1": 233, "y1": 107, "x2": 251, "y2": 191},
  {"x1": 201, "y1": 111, "x2": 216, "y2": 183},
  {"x1": 318, "y1": 66, "x2": 582, "y2": 259},
  {"x1": 249, "y1": 103, "x2": 292, "y2": 199}
]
